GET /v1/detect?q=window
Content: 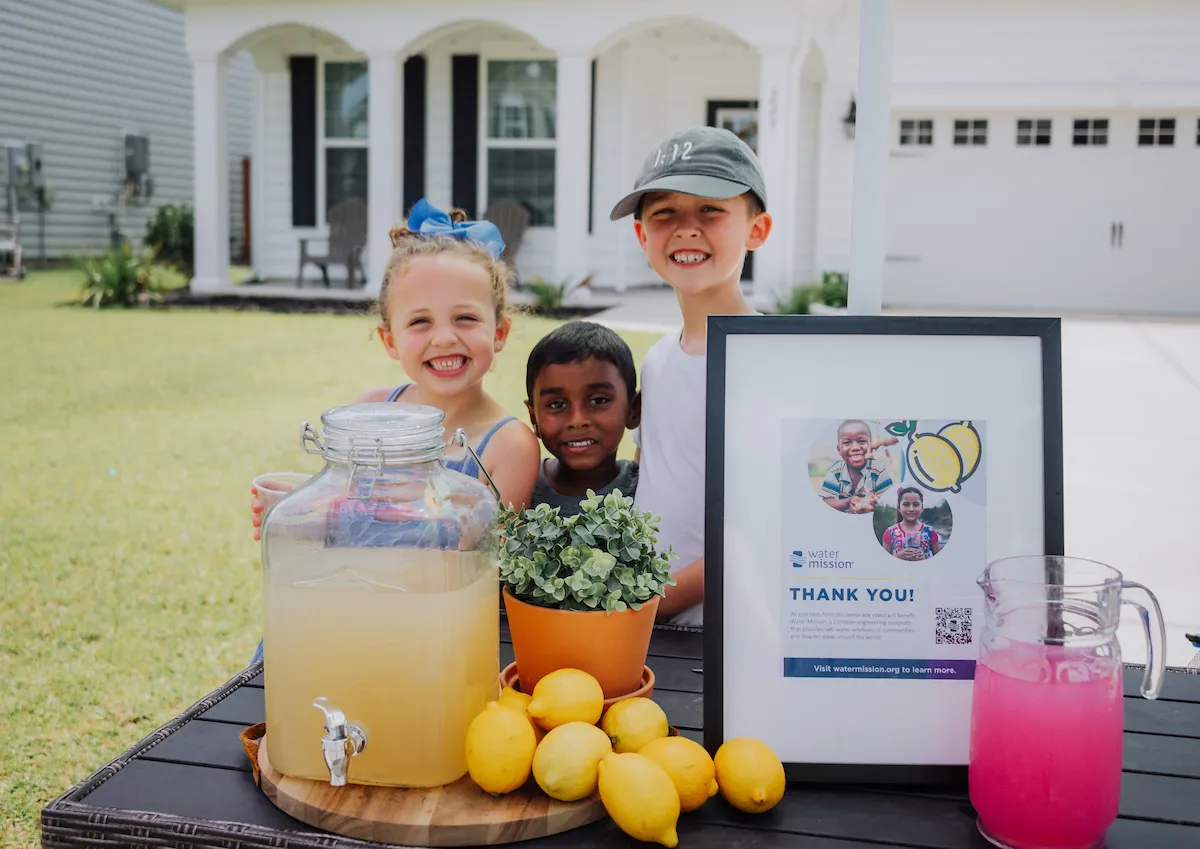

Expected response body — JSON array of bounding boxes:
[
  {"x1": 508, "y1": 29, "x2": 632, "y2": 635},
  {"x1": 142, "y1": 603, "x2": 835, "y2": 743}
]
[
  {"x1": 953, "y1": 119, "x2": 987, "y2": 146},
  {"x1": 899, "y1": 119, "x2": 933, "y2": 146},
  {"x1": 1138, "y1": 117, "x2": 1175, "y2": 146},
  {"x1": 322, "y1": 61, "x2": 368, "y2": 218},
  {"x1": 1072, "y1": 118, "x2": 1108, "y2": 146},
  {"x1": 1016, "y1": 118, "x2": 1052, "y2": 146},
  {"x1": 484, "y1": 59, "x2": 556, "y2": 225}
]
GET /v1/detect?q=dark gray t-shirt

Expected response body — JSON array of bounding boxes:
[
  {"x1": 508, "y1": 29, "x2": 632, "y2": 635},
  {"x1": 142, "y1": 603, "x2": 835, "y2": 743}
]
[{"x1": 531, "y1": 459, "x2": 639, "y2": 517}]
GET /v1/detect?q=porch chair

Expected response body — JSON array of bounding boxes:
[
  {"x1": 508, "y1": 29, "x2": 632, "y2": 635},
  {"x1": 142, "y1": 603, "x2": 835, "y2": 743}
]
[
  {"x1": 297, "y1": 198, "x2": 367, "y2": 288},
  {"x1": 482, "y1": 199, "x2": 531, "y2": 288}
]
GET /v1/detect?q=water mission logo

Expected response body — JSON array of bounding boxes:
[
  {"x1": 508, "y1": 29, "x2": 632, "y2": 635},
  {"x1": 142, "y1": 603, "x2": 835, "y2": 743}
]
[{"x1": 787, "y1": 549, "x2": 854, "y2": 570}]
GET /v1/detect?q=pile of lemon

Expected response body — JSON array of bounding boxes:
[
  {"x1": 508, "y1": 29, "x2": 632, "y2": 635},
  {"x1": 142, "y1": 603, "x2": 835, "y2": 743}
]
[{"x1": 464, "y1": 668, "x2": 785, "y2": 848}]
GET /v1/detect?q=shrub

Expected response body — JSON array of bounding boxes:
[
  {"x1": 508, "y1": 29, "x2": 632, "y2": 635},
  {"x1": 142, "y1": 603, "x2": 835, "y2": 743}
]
[
  {"x1": 525, "y1": 277, "x2": 568, "y2": 316},
  {"x1": 774, "y1": 283, "x2": 816, "y2": 315},
  {"x1": 818, "y1": 271, "x2": 849, "y2": 308},
  {"x1": 145, "y1": 204, "x2": 194, "y2": 278},
  {"x1": 77, "y1": 241, "x2": 166, "y2": 308}
]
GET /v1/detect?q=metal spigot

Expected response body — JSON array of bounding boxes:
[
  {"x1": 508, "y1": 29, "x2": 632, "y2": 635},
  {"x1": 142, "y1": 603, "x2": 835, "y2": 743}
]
[{"x1": 312, "y1": 697, "x2": 367, "y2": 786}]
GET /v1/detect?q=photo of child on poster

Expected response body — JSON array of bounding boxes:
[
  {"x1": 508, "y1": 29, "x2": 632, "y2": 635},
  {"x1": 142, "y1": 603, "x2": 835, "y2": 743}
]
[
  {"x1": 809, "y1": 419, "x2": 902, "y2": 514},
  {"x1": 874, "y1": 486, "x2": 952, "y2": 561}
]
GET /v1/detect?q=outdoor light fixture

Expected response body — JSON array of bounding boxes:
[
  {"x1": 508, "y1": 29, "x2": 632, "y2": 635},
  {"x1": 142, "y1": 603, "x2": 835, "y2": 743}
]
[{"x1": 843, "y1": 97, "x2": 857, "y2": 140}]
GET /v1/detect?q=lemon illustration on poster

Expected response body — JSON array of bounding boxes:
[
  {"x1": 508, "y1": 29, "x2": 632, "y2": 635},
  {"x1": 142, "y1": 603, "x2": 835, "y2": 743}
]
[{"x1": 780, "y1": 417, "x2": 986, "y2": 683}]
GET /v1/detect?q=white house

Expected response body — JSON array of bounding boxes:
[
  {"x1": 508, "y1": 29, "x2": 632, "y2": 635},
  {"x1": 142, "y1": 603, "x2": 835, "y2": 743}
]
[{"x1": 160, "y1": 0, "x2": 1200, "y2": 314}]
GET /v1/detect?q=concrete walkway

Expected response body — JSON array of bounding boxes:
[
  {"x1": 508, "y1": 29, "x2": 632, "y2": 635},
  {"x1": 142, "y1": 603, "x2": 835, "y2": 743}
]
[{"x1": 589, "y1": 292, "x2": 1200, "y2": 670}]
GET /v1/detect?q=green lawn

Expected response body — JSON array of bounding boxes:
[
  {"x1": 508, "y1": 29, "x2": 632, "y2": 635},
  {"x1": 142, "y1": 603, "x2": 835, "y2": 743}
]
[{"x1": 0, "y1": 270, "x2": 662, "y2": 847}]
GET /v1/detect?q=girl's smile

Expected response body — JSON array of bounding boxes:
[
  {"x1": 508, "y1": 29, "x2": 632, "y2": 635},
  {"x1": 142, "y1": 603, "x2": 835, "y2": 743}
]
[{"x1": 425, "y1": 354, "x2": 469, "y2": 377}]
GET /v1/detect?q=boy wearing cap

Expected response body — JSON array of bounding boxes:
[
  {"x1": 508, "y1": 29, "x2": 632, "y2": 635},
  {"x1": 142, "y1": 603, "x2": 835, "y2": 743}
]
[{"x1": 609, "y1": 126, "x2": 773, "y2": 626}]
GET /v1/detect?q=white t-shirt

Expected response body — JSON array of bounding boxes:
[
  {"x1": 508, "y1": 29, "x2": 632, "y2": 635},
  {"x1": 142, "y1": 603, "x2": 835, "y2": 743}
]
[{"x1": 632, "y1": 331, "x2": 706, "y2": 626}]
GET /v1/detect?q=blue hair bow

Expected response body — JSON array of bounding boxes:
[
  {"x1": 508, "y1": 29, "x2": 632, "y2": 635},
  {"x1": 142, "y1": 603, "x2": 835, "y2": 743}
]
[{"x1": 406, "y1": 198, "x2": 506, "y2": 259}]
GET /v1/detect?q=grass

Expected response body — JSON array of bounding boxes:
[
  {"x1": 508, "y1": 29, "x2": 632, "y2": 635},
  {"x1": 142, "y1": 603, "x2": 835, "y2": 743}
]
[{"x1": 0, "y1": 270, "x2": 662, "y2": 847}]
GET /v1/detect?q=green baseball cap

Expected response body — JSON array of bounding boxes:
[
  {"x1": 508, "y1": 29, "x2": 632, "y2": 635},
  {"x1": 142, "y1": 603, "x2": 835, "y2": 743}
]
[{"x1": 609, "y1": 125, "x2": 767, "y2": 221}]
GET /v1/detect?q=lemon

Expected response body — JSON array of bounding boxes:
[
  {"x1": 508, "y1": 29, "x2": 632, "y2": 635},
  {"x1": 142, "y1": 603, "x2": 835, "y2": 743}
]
[
  {"x1": 597, "y1": 752, "x2": 680, "y2": 848},
  {"x1": 639, "y1": 736, "x2": 719, "y2": 812},
  {"x1": 464, "y1": 701, "x2": 537, "y2": 795},
  {"x1": 498, "y1": 685, "x2": 545, "y2": 742},
  {"x1": 531, "y1": 721, "x2": 613, "y2": 801},
  {"x1": 938, "y1": 421, "x2": 981, "y2": 483},
  {"x1": 526, "y1": 668, "x2": 604, "y2": 730},
  {"x1": 498, "y1": 685, "x2": 530, "y2": 711},
  {"x1": 907, "y1": 432, "x2": 964, "y2": 492},
  {"x1": 713, "y1": 737, "x2": 786, "y2": 814},
  {"x1": 601, "y1": 697, "x2": 669, "y2": 754}
]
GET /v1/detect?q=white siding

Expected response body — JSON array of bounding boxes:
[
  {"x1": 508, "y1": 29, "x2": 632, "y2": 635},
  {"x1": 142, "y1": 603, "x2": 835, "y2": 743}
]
[
  {"x1": 889, "y1": 0, "x2": 1200, "y2": 93},
  {"x1": 0, "y1": 0, "x2": 251, "y2": 261}
]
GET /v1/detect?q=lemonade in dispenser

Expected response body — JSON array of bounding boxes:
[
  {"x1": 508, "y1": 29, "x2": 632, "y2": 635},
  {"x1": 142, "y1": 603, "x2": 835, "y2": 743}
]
[{"x1": 259, "y1": 403, "x2": 501, "y2": 788}]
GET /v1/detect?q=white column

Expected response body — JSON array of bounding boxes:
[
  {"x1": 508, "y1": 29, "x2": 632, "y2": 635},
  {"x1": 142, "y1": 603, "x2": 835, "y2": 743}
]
[
  {"x1": 425, "y1": 49, "x2": 453, "y2": 211},
  {"x1": 553, "y1": 51, "x2": 592, "y2": 287},
  {"x1": 250, "y1": 65, "x2": 268, "y2": 280},
  {"x1": 191, "y1": 54, "x2": 230, "y2": 291},
  {"x1": 367, "y1": 51, "x2": 403, "y2": 295},
  {"x1": 753, "y1": 45, "x2": 797, "y2": 305},
  {"x1": 846, "y1": 0, "x2": 895, "y2": 316}
]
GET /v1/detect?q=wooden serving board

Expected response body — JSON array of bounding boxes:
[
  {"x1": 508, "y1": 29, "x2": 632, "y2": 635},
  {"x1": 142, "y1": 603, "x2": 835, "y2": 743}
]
[{"x1": 257, "y1": 737, "x2": 607, "y2": 846}]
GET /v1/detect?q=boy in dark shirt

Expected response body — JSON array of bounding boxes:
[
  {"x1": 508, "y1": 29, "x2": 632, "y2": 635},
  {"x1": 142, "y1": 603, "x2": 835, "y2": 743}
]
[{"x1": 525, "y1": 321, "x2": 640, "y2": 516}]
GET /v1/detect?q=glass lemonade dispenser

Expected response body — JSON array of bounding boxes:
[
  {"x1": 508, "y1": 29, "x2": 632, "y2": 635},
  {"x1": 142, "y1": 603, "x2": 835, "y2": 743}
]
[{"x1": 259, "y1": 403, "x2": 501, "y2": 787}]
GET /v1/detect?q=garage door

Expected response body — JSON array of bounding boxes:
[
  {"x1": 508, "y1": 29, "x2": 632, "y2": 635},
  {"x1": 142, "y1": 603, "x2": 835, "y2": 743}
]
[{"x1": 884, "y1": 111, "x2": 1200, "y2": 314}]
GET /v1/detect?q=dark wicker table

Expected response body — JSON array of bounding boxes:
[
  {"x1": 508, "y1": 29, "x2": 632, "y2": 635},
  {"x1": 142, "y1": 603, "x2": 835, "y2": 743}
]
[{"x1": 43, "y1": 622, "x2": 1200, "y2": 848}]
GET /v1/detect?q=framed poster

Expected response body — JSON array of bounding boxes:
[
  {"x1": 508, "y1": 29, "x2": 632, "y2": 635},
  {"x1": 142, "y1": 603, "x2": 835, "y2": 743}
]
[{"x1": 702, "y1": 315, "x2": 1063, "y2": 785}]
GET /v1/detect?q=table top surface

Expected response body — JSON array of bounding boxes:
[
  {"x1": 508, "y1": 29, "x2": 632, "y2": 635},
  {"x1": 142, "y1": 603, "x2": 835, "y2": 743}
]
[{"x1": 44, "y1": 621, "x2": 1200, "y2": 849}]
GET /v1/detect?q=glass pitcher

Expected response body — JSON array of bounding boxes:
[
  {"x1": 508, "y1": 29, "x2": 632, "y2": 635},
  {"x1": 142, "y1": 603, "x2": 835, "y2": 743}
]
[
  {"x1": 259, "y1": 403, "x2": 501, "y2": 789},
  {"x1": 969, "y1": 556, "x2": 1167, "y2": 849}
]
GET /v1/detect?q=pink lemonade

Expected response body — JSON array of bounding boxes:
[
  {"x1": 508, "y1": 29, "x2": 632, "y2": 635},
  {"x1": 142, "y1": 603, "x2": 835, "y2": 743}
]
[{"x1": 969, "y1": 645, "x2": 1123, "y2": 849}]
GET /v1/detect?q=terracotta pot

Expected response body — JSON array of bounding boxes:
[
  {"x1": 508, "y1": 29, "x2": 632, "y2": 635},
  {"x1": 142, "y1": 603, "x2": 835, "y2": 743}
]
[
  {"x1": 499, "y1": 662, "x2": 655, "y2": 717},
  {"x1": 502, "y1": 587, "x2": 659, "y2": 698}
]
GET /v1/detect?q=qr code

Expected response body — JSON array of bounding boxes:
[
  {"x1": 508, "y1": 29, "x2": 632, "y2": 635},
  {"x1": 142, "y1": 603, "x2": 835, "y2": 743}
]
[{"x1": 935, "y1": 607, "x2": 973, "y2": 645}]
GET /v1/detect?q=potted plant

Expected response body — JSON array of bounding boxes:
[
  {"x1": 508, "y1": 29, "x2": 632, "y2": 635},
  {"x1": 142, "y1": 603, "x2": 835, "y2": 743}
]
[{"x1": 496, "y1": 489, "x2": 675, "y2": 699}]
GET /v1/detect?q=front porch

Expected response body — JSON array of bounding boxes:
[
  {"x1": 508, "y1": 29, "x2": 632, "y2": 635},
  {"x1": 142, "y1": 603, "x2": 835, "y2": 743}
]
[{"x1": 181, "y1": 0, "x2": 866, "y2": 304}]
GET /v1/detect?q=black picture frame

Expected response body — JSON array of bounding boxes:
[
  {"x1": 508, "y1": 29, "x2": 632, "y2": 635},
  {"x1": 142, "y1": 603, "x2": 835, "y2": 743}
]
[{"x1": 702, "y1": 314, "x2": 1064, "y2": 785}]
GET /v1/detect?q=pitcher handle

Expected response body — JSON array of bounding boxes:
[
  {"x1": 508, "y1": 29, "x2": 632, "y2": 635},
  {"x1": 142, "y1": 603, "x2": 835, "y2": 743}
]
[{"x1": 1121, "y1": 580, "x2": 1167, "y2": 699}]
